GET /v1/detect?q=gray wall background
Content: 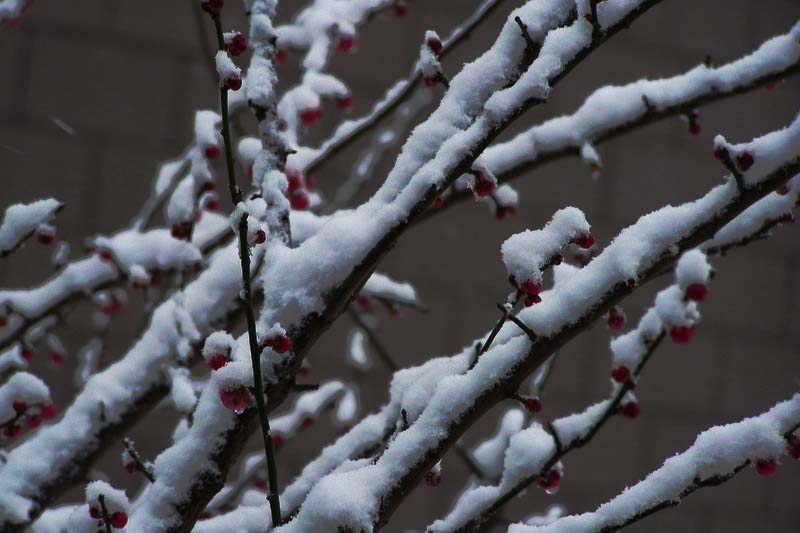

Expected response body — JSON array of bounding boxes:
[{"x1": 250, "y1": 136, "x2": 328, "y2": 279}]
[{"x1": 1, "y1": 1, "x2": 799, "y2": 531}]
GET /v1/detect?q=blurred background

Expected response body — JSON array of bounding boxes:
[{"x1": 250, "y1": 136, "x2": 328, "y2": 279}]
[{"x1": 1, "y1": 0, "x2": 800, "y2": 531}]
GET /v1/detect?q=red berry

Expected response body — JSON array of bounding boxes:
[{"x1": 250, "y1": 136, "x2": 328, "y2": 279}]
[
  {"x1": 619, "y1": 402, "x2": 640, "y2": 419},
  {"x1": 523, "y1": 294, "x2": 542, "y2": 307},
  {"x1": 299, "y1": 107, "x2": 322, "y2": 127},
  {"x1": 779, "y1": 213, "x2": 795, "y2": 225},
  {"x1": 685, "y1": 283, "x2": 708, "y2": 302},
  {"x1": 571, "y1": 233, "x2": 595, "y2": 249},
  {"x1": 425, "y1": 470, "x2": 442, "y2": 487},
  {"x1": 21, "y1": 347, "x2": 35, "y2": 362},
  {"x1": 432, "y1": 195, "x2": 444, "y2": 209},
  {"x1": 200, "y1": 0, "x2": 223, "y2": 14},
  {"x1": 226, "y1": 33, "x2": 248, "y2": 57},
  {"x1": 777, "y1": 184, "x2": 790, "y2": 195},
  {"x1": 713, "y1": 146, "x2": 727, "y2": 161},
  {"x1": 40, "y1": 403, "x2": 57, "y2": 420},
  {"x1": 611, "y1": 365, "x2": 631, "y2": 383},
  {"x1": 272, "y1": 433, "x2": 285, "y2": 449},
  {"x1": 263, "y1": 334, "x2": 292, "y2": 354},
  {"x1": 204, "y1": 145, "x2": 221, "y2": 159},
  {"x1": 290, "y1": 191, "x2": 311, "y2": 211},
  {"x1": 98, "y1": 248, "x2": 114, "y2": 263},
  {"x1": 36, "y1": 232, "x2": 55, "y2": 245},
  {"x1": 607, "y1": 308, "x2": 625, "y2": 331},
  {"x1": 423, "y1": 75, "x2": 438, "y2": 87},
  {"x1": 275, "y1": 49, "x2": 287, "y2": 65},
  {"x1": 756, "y1": 458, "x2": 777, "y2": 476},
  {"x1": 523, "y1": 397, "x2": 542, "y2": 413},
  {"x1": 670, "y1": 325, "x2": 694, "y2": 344},
  {"x1": 208, "y1": 353, "x2": 227, "y2": 371},
  {"x1": 204, "y1": 197, "x2": 220, "y2": 212},
  {"x1": 224, "y1": 76, "x2": 242, "y2": 91},
  {"x1": 110, "y1": 512, "x2": 128, "y2": 529},
  {"x1": 125, "y1": 462, "x2": 137, "y2": 474},
  {"x1": 786, "y1": 435, "x2": 800, "y2": 460},
  {"x1": 286, "y1": 170, "x2": 303, "y2": 194},
  {"x1": 171, "y1": 222, "x2": 192, "y2": 241},
  {"x1": 357, "y1": 295, "x2": 372, "y2": 310},
  {"x1": 254, "y1": 229, "x2": 267, "y2": 245},
  {"x1": 335, "y1": 94, "x2": 353, "y2": 111},
  {"x1": 12, "y1": 401, "x2": 27, "y2": 414},
  {"x1": 89, "y1": 507, "x2": 101, "y2": 519},
  {"x1": 520, "y1": 280, "x2": 541, "y2": 296},
  {"x1": 337, "y1": 34, "x2": 356, "y2": 54},
  {"x1": 427, "y1": 35, "x2": 443, "y2": 55},
  {"x1": 473, "y1": 178, "x2": 495, "y2": 197},
  {"x1": 253, "y1": 477, "x2": 268, "y2": 490},
  {"x1": 0, "y1": 315, "x2": 6, "y2": 328},
  {"x1": 50, "y1": 352, "x2": 65, "y2": 367},
  {"x1": 688, "y1": 120, "x2": 701, "y2": 136},
  {"x1": 102, "y1": 297, "x2": 123, "y2": 316},
  {"x1": 219, "y1": 386, "x2": 252, "y2": 412},
  {"x1": 2, "y1": 424, "x2": 22, "y2": 439},
  {"x1": 301, "y1": 416, "x2": 316, "y2": 429},
  {"x1": 736, "y1": 151, "x2": 754, "y2": 171},
  {"x1": 26, "y1": 415, "x2": 42, "y2": 429},
  {"x1": 536, "y1": 469, "x2": 561, "y2": 490},
  {"x1": 297, "y1": 365, "x2": 310, "y2": 378}
]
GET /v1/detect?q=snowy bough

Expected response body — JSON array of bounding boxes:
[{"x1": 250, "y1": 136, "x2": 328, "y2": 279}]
[{"x1": 1, "y1": 0, "x2": 800, "y2": 531}]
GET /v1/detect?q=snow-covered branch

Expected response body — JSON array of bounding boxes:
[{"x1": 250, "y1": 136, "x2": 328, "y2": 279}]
[
  {"x1": 281, "y1": 113, "x2": 800, "y2": 531},
  {"x1": 511, "y1": 395, "x2": 800, "y2": 533},
  {"x1": 430, "y1": 21, "x2": 800, "y2": 217}
]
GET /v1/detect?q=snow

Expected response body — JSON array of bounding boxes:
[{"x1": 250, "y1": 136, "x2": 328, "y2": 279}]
[
  {"x1": 472, "y1": 408, "x2": 525, "y2": 480},
  {"x1": 0, "y1": 199, "x2": 61, "y2": 256},
  {"x1": 85, "y1": 480, "x2": 129, "y2": 514},
  {"x1": 513, "y1": 394, "x2": 800, "y2": 532},
  {"x1": 215, "y1": 50, "x2": 241, "y2": 84},
  {"x1": 501, "y1": 207, "x2": 590, "y2": 286},
  {"x1": 429, "y1": 423, "x2": 555, "y2": 532}
]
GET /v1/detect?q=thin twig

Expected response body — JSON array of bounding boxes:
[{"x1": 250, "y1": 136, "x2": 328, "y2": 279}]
[
  {"x1": 122, "y1": 438, "x2": 155, "y2": 483},
  {"x1": 208, "y1": 10, "x2": 282, "y2": 527},
  {"x1": 97, "y1": 494, "x2": 112, "y2": 533}
]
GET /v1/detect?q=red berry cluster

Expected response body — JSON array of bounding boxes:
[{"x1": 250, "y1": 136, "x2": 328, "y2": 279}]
[
  {"x1": 2, "y1": 401, "x2": 57, "y2": 440},
  {"x1": 89, "y1": 507, "x2": 128, "y2": 529}
]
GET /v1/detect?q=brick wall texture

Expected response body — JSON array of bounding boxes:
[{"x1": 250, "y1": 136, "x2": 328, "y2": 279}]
[{"x1": 1, "y1": 1, "x2": 799, "y2": 532}]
